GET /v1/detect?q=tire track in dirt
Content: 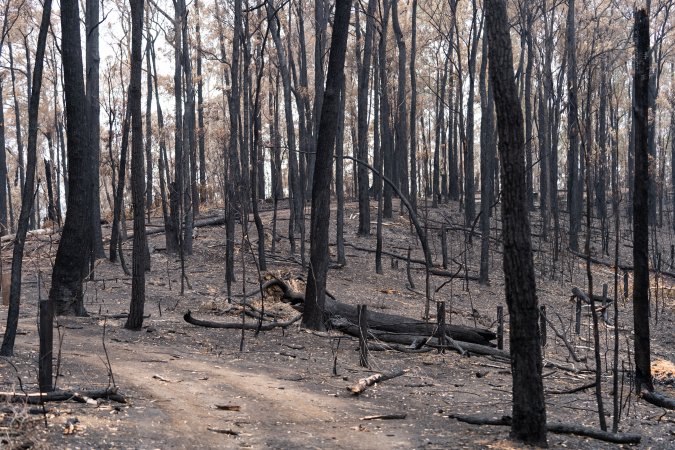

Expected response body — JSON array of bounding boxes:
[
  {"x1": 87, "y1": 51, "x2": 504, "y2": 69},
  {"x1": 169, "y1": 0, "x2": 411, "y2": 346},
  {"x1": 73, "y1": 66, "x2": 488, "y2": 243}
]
[{"x1": 109, "y1": 343, "x2": 414, "y2": 449}]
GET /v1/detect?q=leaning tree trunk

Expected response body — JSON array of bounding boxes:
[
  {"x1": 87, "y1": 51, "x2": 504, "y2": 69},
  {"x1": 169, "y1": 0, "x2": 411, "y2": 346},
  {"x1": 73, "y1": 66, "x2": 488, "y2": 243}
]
[
  {"x1": 486, "y1": 0, "x2": 547, "y2": 445},
  {"x1": 0, "y1": 0, "x2": 52, "y2": 356},
  {"x1": 632, "y1": 8, "x2": 653, "y2": 394},
  {"x1": 303, "y1": 0, "x2": 352, "y2": 331}
]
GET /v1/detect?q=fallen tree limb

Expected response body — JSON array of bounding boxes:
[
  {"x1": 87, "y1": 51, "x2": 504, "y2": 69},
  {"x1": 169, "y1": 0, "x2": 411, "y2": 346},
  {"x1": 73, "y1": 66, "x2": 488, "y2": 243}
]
[
  {"x1": 547, "y1": 381, "x2": 596, "y2": 395},
  {"x1": 367, "y1": 342, "x2": 434, "y2": 353},
  {"x1": 448, "y1": 414, "x2": 641, "y2": 444},
  {"x1": 343, "y1": 242, "x2": 480, "y2": 281},
  {"x1": 324, "y1": 299, "x2": 495, "y2": 346},
  {"x1": 541, "y1": 312, "x2": 584, "y2": 362},
  {"x1": 571, "y1": 286, "x2": 613, "y2": 307},
  {"x1": 348, "y1": 369, "x2": 406, "y2": 395},
  {"x1": 569, "y1": 248, "x2": 675, "y2": 280},
  {"x1": 640, "y1": 389, "x2": 675, "y2": 409},
  {"x1": 332, "y1": 321, "x2": 507, "y2": 359},
  {"x1": 0, "y1": 388, "x2": 126, "y2": 405},
  {"x1": 258, "y1": 277, "x2": 496, "y2": 346},
  {"x1": 360, "y1": 413, "x2": 407, "y2": 420},
  {"x1": 184, "y1": 310, "x2": 301, "y2": 330}
]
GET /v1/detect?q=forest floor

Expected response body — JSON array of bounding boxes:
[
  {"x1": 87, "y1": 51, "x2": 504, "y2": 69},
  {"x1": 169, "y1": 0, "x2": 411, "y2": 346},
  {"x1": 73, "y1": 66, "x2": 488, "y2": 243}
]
[{"x1": 1, "y1": 199, "x2": 675, "y2": 449}]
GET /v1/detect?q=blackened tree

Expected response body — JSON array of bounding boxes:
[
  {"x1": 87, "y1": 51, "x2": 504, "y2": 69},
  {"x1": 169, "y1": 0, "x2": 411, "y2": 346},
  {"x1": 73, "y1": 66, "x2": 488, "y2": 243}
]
[
  {"x1": 303, "y1": 0, "x2": 352, "y2": 330},
  {"x1": 485, "y1": 0, "x2": 547, "y2": 445},
  {"x1": 0, "y1": 0, "x2": 53, "y2": 355},
  {"x1": 632, "y1": 8, "x2": 653, "y2": 394},
  {"x1": 126, "y1": 0, "x2": 146, "y2": 330},
  {"x1": 50, "y1": 0, "x2": 94, "y2": 316}
]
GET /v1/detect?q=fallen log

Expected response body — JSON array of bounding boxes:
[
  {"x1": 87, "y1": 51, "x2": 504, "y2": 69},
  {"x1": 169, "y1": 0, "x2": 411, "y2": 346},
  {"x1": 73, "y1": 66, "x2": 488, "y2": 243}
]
[
  {"x1": 448, "y1": 414, "x2": 641, "y2": 444},
  {"x1": 547, "y1": 381, "x2": 596, "y2": 395},
  {"x1": 325, "y1": 300, "x2": 496, "y2": 346},
  {"x1": 256, "y1": 277, "x2": 496, "y2": 346},
  {"x1": 0, "y1": 388, "x2": 126, "y2": 405},
  {"x1": 571, "y1": 286, "x2": 613, "y2": 306},
  {"x1": 332, "y1": 321, "x2": 507, "y2": 359},
  {"x1": 348, "y1": 369, "x2": 406, "y2": 395},
  {"x1": 640, "y1": 389, "x2": 675, "y2": 409},
  {"x1": 184, "y1": 310, "x2": 301, "y2": 330},
  {"x1": 569, "y1": 248, "x2": 675, "y2": 280},
  {"x1": 360, "y1": 413, "x2": 407, "y2": 420}
]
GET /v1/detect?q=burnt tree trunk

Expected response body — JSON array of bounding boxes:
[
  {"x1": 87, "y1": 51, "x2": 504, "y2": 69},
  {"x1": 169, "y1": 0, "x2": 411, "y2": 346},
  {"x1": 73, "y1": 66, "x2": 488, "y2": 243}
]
[
  {"x1": 0, "y1": 80, "x2": 8, "y2": 235},
  {"x1": 126, "y1": 0, "x2": 146, "y2": 330},
  {"x1": 0, "y1": 0, "x2": 52, "y2": 356},
  {"x1": 378, "y1": 0, "x2": 393, "y2": 219},
  {"x1": 86, "y1": 0, "x2": 105, "y2": 261},
  {"x1": 356, "y1": 0, "x2": 376, "y2": 235},
  {"x1": 486, "y1": 0, "x2": 547, "y2": 444},
  {"x1": 566, "y1": 0, "x2": 580, "y2": 251},
  {"x1": 391, "y1": 0, "x2": 409, "y2": 209},
  {"x1": 304, "y1": 0, "x2": 352, "y2": 330},
  {"x1": 51, "y1": 0, "x2": 94, "y2": 316},
  {"x1": 409, "y1": 0, "x2": 418, "y2": 213},
  {"x1": 632, "y1": 9, "x2": 653, "y2": 393},
  {"x1": 479, "y1": 28, "x2": 495, "y2": 284}
]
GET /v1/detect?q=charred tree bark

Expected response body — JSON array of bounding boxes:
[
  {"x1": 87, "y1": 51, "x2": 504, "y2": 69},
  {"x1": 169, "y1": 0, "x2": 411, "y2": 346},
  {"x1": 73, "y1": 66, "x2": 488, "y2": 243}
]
[
  {"x1": 195, "y1": 0, "x2": 206, "y2": 203},
  {"x1": 335, "y1": 81, "x2": 346, "y2": 266},
  {"x1": 109, "y1": 104, "x2": 131, "y2": 264},
  {"x1": 391, "y1": 0, "x2": 409, "y2": 209},
  {"x1": 145, "y1": 22, "x2": 153, "y2": 221},
  {"x1": 486, "y1": 0, "x2": 547, "y2": 445},
  {"x1": 8, "y1": 44, "x2": 24, "y2": 200},
  {"x1": 126, "y1": 0, "x2": 146, "y2": 330},
  {"x1": 479, "y1": 29, "x2": 495, "y2": 284},
  {"x1": 463, "y1": 0, "x2": 480, "y2": 226},
  {"x1": 86, "y1": 0, "x2": 105, "y2": 261},
  {"x1": 267, "y1": 0, "x2": 302, "y2": 259},
  {"x1": 566, "y1": 0, "x2": 580, "y2": 251},
  {"x1": 356, "y1": 0, "x2": 376, "y2": 235},
  {"x1": 51, "y1": 0, "x2": 94, "y2": 316},
  {"x1": 0, "y1": 0, "x2": 52, "y2": 355},
  {"x1": 0, "y1": 80, "x2": 8, "y2": 235},
  {"x1": 409, "y1": 0, "x2": 418, "y2": 213},
  {"x1": 632, "y1": 9, "x2": 653, "y2": 393},
  {"x1": 378, "y1": 0, "x2": 393, "y2": 219},
  {"x1": 150, "y1": 40, "x2": 174, "y2": 253},
  {"x1": 304, "y1": 0, "x2": 352, "y2": 330}
]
